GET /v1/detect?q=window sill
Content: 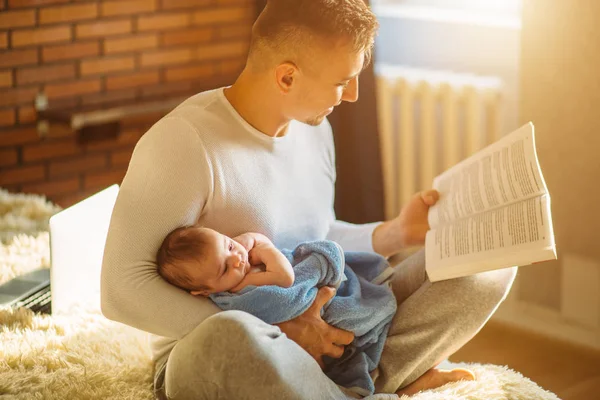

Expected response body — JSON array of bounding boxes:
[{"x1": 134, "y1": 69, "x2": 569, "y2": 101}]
[{"x1": 371, "y1": 2, "x2": 521, "y2": 30}]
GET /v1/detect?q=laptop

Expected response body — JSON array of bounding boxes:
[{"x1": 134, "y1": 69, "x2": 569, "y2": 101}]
[
  {"x1": 0, "y1": 268, "x2": 52, "y2": 313},
  {"x1": 48, "y1": 184, "x2": 119, "y2": 315}
]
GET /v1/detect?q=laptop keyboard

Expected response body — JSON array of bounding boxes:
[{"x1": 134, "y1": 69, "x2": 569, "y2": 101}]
[
  {"x1": 0, "y1": 269, "x2": 52, "y2": 315},
  {"x1": 13, "y1": 284, "x2": 52, "y2": 314}
]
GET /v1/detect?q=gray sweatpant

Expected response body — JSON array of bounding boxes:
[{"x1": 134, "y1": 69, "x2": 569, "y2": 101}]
[{"x1": 154, "y1": 250, "x2": 517, "y2": 399}]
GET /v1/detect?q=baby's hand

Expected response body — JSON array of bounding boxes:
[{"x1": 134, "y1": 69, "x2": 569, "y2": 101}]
[
  {"x1": 248, "y1": 242, "x2": 274, "y2": 266},
  {"x1": 232, "y1": 233, "x2": 254, "y2": 252},
  {"x1": 248, "y1": 249, "x2": 256, "y2": 265},
  {"x1": 231, "y1": 244, "x2": 294, "y2": 290},
  {"x1": 232, "y1": 232, "x2": 273, "y2": 253}
]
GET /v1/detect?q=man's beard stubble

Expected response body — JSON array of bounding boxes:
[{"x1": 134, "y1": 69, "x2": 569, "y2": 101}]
[{"x1": 303, "y1": 114, "x2": 326, "y2": 126}]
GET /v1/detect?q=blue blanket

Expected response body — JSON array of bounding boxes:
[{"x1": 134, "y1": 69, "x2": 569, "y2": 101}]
[{"x1": 210, "y1": 240, "x2": 397, "y2": 396}]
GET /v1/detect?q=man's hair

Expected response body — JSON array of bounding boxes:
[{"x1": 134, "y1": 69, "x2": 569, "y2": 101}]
[
  {"x1": 248, "y1": 0, "x2": 379, "y2": 70},
  {"x1": 156, "y1": 225, "x2": 211, "y2": 292}
]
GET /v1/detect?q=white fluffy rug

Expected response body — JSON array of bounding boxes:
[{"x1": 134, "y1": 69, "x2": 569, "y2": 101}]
[
  {"x1": 0, "y1": 188, "x2": 560, "y2": 400},
  {"x1": 0, "y1": 189, "x2": 60, "y2": 285},
  {"x1": 0, "y1": 306, "x2": 154, "y2": 399}
]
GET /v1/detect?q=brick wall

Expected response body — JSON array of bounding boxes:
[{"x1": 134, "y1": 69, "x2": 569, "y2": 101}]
[{"x1": 0, "y1": 0, "x2": 254, "y2": 207}]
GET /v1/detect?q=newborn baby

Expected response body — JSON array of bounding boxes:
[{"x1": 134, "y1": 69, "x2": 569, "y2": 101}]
[
  {"x1": 156, "y1": 224, "x2": 295, "y2": 296},
  {"x1": 157, "y1": 224, "x2": 397, "y2": 396}
]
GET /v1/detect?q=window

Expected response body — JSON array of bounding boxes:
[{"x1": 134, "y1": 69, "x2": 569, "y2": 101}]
[
  {"x1": 375, "y1": 0, "x2": 521, "y2": 17},
  {"x1": 372, "y1": 0, "x2": 522, "y2": 28}
]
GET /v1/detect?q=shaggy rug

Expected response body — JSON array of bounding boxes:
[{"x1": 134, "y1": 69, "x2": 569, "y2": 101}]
[{"x1": 0, "y1": 188, "x2": 560, "y2": 400}]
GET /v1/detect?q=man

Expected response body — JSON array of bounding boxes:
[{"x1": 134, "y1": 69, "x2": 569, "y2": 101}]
[{"x1": 100, "y1": 0, "x2": 517, "y2": 398}]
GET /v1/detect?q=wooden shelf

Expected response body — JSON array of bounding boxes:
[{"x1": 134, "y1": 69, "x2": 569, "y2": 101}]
[
  {"x1": 35, "y1": 76, "x2": 236, "y2": 140},
  {"x1": 38, "y1": 96, "x2": 187, "y2": 132}
]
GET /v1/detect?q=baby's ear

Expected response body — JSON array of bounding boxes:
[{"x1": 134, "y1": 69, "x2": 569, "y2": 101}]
[{"x1": 190, "y1": 289, "x2": 210, "y2": 297}]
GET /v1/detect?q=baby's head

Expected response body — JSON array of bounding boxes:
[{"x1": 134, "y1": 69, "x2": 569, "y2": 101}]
[{"x1": 156, "y1": 225, "x2": 250, "y2": 296}]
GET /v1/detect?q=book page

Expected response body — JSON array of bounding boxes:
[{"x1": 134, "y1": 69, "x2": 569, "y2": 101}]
[
  {"x1": 428, "y1": 123, "x2": 549, "y2": 229},
  {"x1": 425, "y1": 194, "x2": 556, "y2": 282}
]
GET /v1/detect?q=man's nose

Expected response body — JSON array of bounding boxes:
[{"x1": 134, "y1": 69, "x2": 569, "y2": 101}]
[{"x1": 341, "y1": 76, "x2": 359, "y2": 103}]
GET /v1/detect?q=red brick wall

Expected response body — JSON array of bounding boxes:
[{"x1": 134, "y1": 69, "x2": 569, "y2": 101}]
[{"x1": 0, "y1": 0, "x2": 254, "y2": 207}]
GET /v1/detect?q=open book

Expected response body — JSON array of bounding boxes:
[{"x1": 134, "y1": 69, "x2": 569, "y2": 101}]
[{"x1": 425, "y1": 122, "x2": 557, "y2": 282}]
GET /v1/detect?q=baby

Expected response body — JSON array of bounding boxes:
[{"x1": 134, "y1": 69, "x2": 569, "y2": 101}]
[
  {"x1": 157, "y1": 224, "x2": 398, "y2": 396},
  {"x1": 156, "y1": 224, "x2": 295, "y2": 296}
]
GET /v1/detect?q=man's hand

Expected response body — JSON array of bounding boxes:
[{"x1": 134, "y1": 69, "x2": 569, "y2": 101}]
[
  {"x1": 372, "y1": 189, "x2": 440, "y2": 258},
  {"x1": 275, "y1": 286, "x2": 354, "y2": 369},
  {"x1": 396, "y1": 189, "x2": 439, "y2": 248}
]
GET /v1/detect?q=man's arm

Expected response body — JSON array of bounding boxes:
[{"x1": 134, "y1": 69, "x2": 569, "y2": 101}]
[
  {"x1": 326, "y1": 220, "x2": 382, "y2": 253},
  {"x1": 101, "y1": 117, "x2": 220, "y2": 339},
  {"x1": 326, "y1": 190, "x2": 440, "y2": 258}
]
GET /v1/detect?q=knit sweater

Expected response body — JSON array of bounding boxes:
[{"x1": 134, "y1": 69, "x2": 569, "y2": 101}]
[{"x1": 100, "y1": 87, "x2": 381, "y2": 363}]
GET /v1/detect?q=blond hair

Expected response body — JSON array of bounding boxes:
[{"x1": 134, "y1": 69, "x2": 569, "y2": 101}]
[{"x1": 249, "y1": 0, "x2": 379, "y2": 70}]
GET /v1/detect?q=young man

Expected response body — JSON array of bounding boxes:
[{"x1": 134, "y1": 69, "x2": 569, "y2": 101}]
[{"x1": 100, "y1": 0, "x2": 517, "y2": 398}]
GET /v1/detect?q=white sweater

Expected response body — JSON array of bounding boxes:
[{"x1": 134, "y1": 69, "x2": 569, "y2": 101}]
[{"x1": 100, "y1": 87, "x2": 381, "y2": 362}]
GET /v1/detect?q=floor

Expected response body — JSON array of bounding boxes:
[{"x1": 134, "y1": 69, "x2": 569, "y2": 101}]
[{"x1": 450, "y1": 320, "x2": 600, "y2": 400}]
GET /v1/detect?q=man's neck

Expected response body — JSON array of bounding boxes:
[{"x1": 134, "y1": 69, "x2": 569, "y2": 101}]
[{"x1": 224, "y1": 70, "x2": 290, "y2": 138}]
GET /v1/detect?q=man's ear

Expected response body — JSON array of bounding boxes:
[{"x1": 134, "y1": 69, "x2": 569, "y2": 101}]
[
  {"x1": 275, "y1": 61, "x2": 298, "y2": 93},
  {"x1": 190, "y1": 289, "x2": 210, "y2": 297}
]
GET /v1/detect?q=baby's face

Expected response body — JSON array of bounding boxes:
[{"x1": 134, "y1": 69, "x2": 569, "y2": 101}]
[{"x1": 192, "y1": 228, "x2": 250, "y2": 294}]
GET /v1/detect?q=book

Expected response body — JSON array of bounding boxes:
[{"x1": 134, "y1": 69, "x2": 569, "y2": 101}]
[{"x1": 425, "y1": 122, "x2": 557, "y2": 282}]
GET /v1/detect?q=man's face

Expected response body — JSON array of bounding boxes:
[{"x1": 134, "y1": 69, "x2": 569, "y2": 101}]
[{"x1": 286, "y1": 43, "x2": 365, "y2": 126}]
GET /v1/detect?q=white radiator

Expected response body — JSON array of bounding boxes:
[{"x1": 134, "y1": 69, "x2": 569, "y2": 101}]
[{"x1": 375, "y1": 64, "x2": 504, "y2": 219}]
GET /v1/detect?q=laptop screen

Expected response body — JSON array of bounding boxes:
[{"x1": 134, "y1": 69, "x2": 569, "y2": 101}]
[{"x1": 49, "y1": 185, "x2": 119, "y2": 315}]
